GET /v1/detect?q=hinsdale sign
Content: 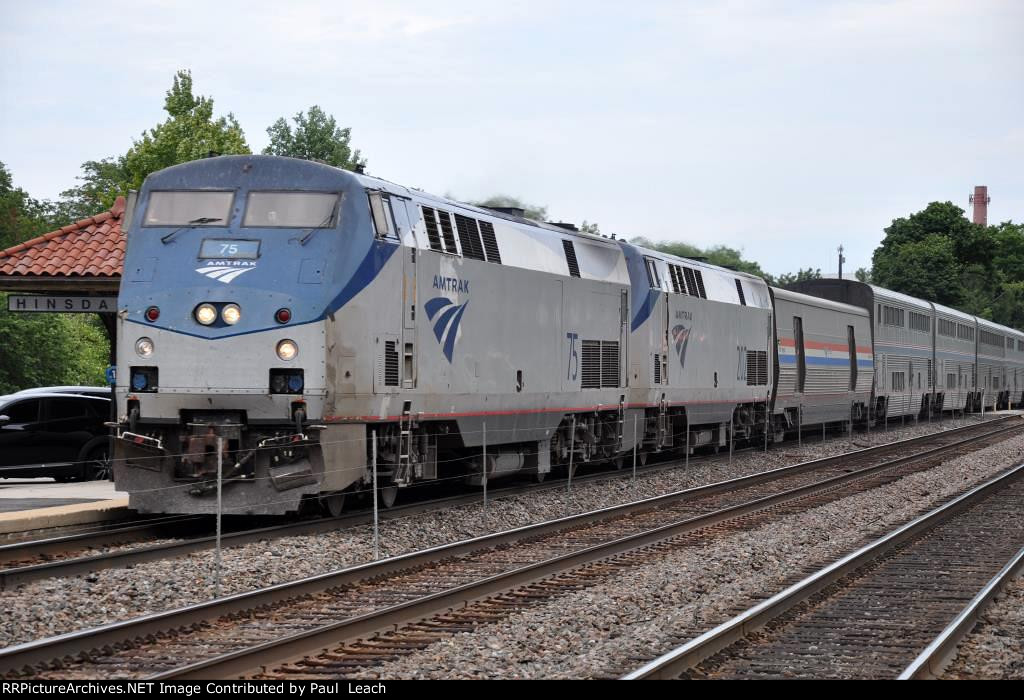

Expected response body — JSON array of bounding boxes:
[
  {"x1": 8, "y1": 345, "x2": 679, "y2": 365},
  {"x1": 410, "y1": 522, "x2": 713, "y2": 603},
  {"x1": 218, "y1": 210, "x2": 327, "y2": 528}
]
[{"x1": 7, "y1": 295, "x2": 117, "y2": 313}]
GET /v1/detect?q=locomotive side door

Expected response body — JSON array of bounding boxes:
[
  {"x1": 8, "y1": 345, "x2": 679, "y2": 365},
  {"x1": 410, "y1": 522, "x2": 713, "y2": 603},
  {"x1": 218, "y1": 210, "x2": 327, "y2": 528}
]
[
  {"x1": 391, "y1": 197, "x2": 418, "y2": 389},
  {"x1": 643, "y1": 257, "x2": 668, "y2": 386}
]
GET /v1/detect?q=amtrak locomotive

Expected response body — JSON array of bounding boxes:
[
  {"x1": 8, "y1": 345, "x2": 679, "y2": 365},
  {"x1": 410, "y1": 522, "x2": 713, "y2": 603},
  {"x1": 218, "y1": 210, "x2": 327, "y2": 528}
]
[{"x1": 111, "y1": 155, "x2": 1024, "y2": 515}]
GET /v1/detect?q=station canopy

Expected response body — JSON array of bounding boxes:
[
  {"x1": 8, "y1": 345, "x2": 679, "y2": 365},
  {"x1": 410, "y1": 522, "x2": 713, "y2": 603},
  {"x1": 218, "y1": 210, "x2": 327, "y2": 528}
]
[{"x1": 0, "y1": 196, "x2": 125, "y2": 295}]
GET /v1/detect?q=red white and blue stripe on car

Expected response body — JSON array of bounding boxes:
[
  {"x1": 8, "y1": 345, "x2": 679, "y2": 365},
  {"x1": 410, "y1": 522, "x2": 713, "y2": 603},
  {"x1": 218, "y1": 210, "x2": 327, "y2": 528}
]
[{"x1": 777, "y1": 337, "x2": 874, "y2": 368}]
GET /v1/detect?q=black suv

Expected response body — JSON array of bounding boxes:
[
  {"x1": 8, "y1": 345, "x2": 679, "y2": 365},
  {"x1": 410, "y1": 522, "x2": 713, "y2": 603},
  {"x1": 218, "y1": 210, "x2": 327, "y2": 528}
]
[{"x1": 0, "y1": 391, "x2": 112, "y2": 481}]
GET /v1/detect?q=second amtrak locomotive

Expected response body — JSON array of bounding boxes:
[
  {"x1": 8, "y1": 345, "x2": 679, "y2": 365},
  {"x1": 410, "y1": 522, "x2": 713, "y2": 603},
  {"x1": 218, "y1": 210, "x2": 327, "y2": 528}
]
[{"x1": 111, "y1": 155, "x2": 1024, "y2": 515}]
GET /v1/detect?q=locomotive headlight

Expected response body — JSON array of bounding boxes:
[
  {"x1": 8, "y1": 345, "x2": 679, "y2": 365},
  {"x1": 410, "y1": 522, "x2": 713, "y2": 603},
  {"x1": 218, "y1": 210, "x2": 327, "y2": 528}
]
[
  {"x1": 276, "y1": 339, "x2": 298, "y2": 361},
  {"x1": 195, "y1": 303, "x2": 217, "y2": 326},
  {"x1": 135, "y1": 337, "x2": 154, "y2": 358},
  {"x1": 221, "y1": 304, "x2": 241, "y2": 325}
]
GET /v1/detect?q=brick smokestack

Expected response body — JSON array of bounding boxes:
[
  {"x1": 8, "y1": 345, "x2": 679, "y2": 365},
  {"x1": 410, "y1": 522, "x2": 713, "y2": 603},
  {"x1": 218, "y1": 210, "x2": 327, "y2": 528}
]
[{"x1": 970, "y1": 185, "x2": 989, "y2": 226}]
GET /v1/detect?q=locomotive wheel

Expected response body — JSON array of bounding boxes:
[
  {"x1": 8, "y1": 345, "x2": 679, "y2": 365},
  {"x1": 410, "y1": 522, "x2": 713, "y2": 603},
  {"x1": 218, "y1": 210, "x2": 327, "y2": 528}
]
[
  {"x1": 322, "y1": 493, "x2": 346, "y2": 517},
  {"x1": 379, "y1": 485, "x2": 399, "y2": 508}
]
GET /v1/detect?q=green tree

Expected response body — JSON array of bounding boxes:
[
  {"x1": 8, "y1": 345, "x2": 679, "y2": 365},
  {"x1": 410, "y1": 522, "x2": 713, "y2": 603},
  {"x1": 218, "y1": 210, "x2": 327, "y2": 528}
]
[
  {"x1": 122, "y1": 70, "x2": 249, "y2": 190},
  {"x1": 630, "y1": 237, "x2": 771, "y2": 279},
  {"x1": 472, "y1": 195, "x2": 548, "y2": 222},
  {"x1": 49, "y1": 158, "x2": 129, "y2": 226},
  {"x1": 854, "y1": 267, "x2": 871, "y2": 283},
  {"x1": 55, "y1": 70, "x2": 250, "y2": 220},
  {"x1": 873, "y1": 234, "x2": 961, "y2": 305},
  {"x1": 0, "y1": 161, "x2": 53, "y2": 250},
  {"x1": 0, "y1": 294, "x2": 109, "y2": 393},
  {"x1": 263, "y1": 105, "x2": 365, "y2": 170},
  {"x1": 772, "y1": 267, "x2": 823, "y2": 287},
  {"x1": 872, "y1": 201, "x2": 998, "y2": 308}
]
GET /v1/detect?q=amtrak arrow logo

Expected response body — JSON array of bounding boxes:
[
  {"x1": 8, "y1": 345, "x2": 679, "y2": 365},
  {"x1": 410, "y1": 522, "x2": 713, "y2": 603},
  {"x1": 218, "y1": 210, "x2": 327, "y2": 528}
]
[
  {"x1": 671, "y1": 324, "x2": 691, "y2": 369},
  {"x1": 425, "y1": 297, "x2": 469, "y2": 363},
  {"x1": 195, "y1": 265, "x2": 255, "y2": 284}
]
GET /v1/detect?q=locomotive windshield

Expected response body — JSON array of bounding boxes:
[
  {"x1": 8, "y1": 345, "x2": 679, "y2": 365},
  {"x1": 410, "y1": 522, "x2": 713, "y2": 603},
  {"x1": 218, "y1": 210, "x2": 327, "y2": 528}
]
[
  {"x1": 242, "y1": 191, "x2": 340, "y2": 228},
  {"x1": 143, "y1": 191, "x2": 233, "y2": 227}
]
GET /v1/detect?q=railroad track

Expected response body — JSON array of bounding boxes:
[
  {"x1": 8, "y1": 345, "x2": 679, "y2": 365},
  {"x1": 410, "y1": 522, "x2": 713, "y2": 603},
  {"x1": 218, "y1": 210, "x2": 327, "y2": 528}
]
[
  {"x1": 623, "y1": 459, "x2": 1024, "y2": 680},
  {"x1": 1, "y1": 416, "x2": 1019, "y2": 679},
  {"x1": 0, "y1": 416, "x2": 1011, "y2": 591}
]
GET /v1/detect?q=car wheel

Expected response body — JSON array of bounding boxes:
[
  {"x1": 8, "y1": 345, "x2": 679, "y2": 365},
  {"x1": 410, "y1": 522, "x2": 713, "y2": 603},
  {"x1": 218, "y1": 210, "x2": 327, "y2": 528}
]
[{"x1": 83, "y1": 445, "x2": 112, "y2": 481}]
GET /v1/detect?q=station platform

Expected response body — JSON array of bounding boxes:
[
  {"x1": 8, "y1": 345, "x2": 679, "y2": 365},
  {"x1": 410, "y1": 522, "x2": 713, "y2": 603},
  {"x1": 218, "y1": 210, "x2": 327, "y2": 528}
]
[{"x1": 0, "y1": 478, "x2": 129, "y2": 534}]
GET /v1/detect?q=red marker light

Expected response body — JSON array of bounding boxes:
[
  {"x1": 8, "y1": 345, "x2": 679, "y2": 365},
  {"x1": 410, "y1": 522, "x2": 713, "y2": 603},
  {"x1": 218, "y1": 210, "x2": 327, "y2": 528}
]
[
  {"x1": 145, "y1": 306, "x2": 160, "y2": 322},
  {"x1": 275, "y1": 308, "x2": 292, "y2": 324}
]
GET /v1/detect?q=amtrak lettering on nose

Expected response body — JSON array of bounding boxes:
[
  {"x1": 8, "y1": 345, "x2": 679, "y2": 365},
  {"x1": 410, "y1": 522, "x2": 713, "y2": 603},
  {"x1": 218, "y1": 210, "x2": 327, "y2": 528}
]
[{"x1": 195, "y1": 261, "x2": 257, "y2": 284}]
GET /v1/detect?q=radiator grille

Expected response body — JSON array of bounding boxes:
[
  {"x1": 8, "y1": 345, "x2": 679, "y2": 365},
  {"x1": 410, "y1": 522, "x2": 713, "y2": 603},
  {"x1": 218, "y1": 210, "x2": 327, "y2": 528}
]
[
  {"x1": 421, "y1": 207, "x2": 443, "y2": 251},
  {"x1": 579, "y1": 340, "x2": 619, "y2": 388},
  {"x1": 746, "y1": 350, "x2": 768, "y2": 385},
  {"x1": 581, "y1": 340, "x2": 601, "y2": 388},
  {"x1": 437, "y1": 210, "x2": 458, "y2": 253},
  {"x1": 562, "y1": 239, "x2": 581, "y2": 277},
  {"x1": 384, "y1": 341, "x2": 399, "y2": 386},
  {"x1": 653, "y1": 353, "x2": 661, "y2": 384},
  {"x1": 478, "y1": 220, "x2": 501, "y2": 264},
  {"x1": 454, "y1": 213, "x2": 485, "y2": 260},
  {"x1": 601, "y1": 341, "x2": 620, "y2": 388}
]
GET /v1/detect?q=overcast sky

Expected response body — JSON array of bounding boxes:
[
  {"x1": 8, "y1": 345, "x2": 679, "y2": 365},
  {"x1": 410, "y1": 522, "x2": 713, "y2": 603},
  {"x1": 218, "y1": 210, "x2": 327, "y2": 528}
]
[{"x1": 1, "y1": 0, "x2": 1021, "y2": 275}]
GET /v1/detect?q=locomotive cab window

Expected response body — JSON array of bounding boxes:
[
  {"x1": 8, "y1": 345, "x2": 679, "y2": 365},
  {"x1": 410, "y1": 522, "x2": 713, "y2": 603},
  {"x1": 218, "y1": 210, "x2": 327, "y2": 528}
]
[
  {"x1": 242, "y1": 192, "x2": 340, "y2": 228},
  {"x1": 143, "y1": 191, "x2": 234, "y2": 227},
  {"x1": 644, "y1": 258, "x2": 662, "y2": 289}
]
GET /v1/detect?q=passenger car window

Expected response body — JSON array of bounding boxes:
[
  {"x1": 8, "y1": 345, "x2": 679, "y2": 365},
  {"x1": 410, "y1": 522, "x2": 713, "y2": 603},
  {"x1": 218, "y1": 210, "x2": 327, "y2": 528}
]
[{"x1": 3, "y1": 399, "x2": 40, "y2": 423}]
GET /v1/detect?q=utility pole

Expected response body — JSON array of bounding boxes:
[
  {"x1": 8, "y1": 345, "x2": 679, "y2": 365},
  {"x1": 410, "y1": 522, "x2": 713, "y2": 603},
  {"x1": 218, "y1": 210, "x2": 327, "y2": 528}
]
[{"x1": 838, "y1": 244, "x2": 846, "y2": 280}]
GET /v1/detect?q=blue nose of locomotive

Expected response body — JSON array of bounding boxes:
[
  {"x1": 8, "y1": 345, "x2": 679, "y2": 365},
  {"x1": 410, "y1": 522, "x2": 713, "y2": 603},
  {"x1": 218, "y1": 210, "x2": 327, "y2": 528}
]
[{"x1": 119, "y1": 155, "x2": 386, "y2": 339}]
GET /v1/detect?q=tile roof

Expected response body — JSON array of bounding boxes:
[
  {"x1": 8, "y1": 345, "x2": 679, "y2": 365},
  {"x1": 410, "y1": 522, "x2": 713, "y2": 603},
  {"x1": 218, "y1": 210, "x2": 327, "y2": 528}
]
[{"x1": 0, "y1": 197, "x2": 125, "y2": 278}]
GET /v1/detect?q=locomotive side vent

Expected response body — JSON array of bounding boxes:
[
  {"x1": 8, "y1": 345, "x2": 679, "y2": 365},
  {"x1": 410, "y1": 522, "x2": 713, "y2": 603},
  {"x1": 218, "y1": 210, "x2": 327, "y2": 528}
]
[
  {"x1": 679, "y1": 268, "x2": 704, "y2": 298},
  {"x1": 581, "y1": 340, "x2": 601, "y2": 388},
  {"x1": 384, "y1": 341, "x2": 400, "y2": 386},
  {"x1": 745, "y1": 350, "x2": 768, "y2": 386},
  {"x1": 694, "y1": 269, "x2": 707, "y2": 298},
  {"x1": 454, "y1": 213, "x2": 486, "y2": 261},
  {"x1": 601, "y1": 341, "x2": 620, "y2": 387},
  {"x1": 562, "y1": 239, "x2": 581, "y2": 278},
  {"x1": 421, "y1": 207, "x2": 443, "y2": 251},
  {"x1": 653, "y1": 353, "x2": 661, "y2": 384},
  {"x1": 735, "y1": 278, "x2": 746, "y2": 306},
  {"x1": 437, "y1": 210, "x2": 458, "y2": 253},
  {"x1": 478, "y1": 220, "x2": 502, "y2": 264},
  {"x1": 668, "y1": 265, "x2": 685, "y2": 294},
  {"x1": 578, "y1": 339, "x2": 619, "y2": 388}
]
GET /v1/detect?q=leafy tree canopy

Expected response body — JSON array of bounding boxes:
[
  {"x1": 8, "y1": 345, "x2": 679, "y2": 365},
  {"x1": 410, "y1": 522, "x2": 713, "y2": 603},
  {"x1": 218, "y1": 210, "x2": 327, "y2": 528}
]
[
  {"x1": 872, "y1": 201, "x2": 1024, "y2": 327},
  {"x1": 263, "y1": 105, "x2": 365, "y2": 170},
  {"x1": 471, "y1": 195, "x2": 548, "y2": 222},
  {"x1": 772, "y1": 267, "x2": 823, "y2": 287},
  {"x1": 0, "y1": 294, "x2": 109, "y2": 394},
  {"x1": 56, "y1": 70, "x2": 250, "y2": 224},
  {"x1": 0, "y1": 161, "x2": 53, "y2": 250},
  {"x1": 630, "y1": 237, "x2": 772, "y2": 280}
]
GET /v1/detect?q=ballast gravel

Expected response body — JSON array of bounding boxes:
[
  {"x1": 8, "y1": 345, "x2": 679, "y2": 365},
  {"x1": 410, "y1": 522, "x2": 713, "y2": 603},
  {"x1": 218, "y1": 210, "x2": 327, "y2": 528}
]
[
  {"x1": 347, "y1": 432, "x2": 1024, "y2": 679},
  {"x1": 943, "y1": 572, "x2": 1024, "y2": 680},
  {"x1": 0, "y1": 413, "x2": 1014, "y2": 651}
]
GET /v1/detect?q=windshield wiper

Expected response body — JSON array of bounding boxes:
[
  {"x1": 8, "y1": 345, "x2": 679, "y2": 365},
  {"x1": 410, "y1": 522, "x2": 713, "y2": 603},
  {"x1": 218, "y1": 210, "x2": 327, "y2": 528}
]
[
  {"x1": 299, "y1": 212, "x2": 336, "y2": 246},
  {"x1": 161, "y1": 217, "x2": 223, "y2": 244}
]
